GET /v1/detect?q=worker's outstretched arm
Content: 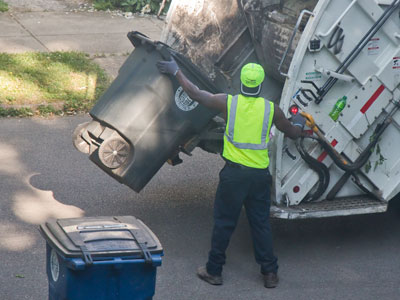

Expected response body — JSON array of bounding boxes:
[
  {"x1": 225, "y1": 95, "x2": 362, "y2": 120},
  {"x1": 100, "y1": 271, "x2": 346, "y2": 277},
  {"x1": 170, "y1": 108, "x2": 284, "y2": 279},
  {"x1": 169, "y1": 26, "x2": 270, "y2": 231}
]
[
  {"x1": 157, "y1": 58, "x2": 227, "y2": 114},
  {"x1": 273, "y1": 104, "x2": 305, "y2": 139}
]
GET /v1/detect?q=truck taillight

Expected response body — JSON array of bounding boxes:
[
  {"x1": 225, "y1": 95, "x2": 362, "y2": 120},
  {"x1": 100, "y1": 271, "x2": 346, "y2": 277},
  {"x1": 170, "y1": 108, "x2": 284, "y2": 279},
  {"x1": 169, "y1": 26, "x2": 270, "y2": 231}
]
[{"x1": 289, "y1": 105, "x2": 299, "y2": 115}]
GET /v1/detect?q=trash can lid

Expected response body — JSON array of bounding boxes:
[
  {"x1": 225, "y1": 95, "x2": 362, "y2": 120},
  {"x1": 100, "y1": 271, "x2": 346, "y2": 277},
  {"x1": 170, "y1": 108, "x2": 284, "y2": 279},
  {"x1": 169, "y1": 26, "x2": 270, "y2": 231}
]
[{"x1": 39, "y1": 216, "x2": 163, "y2": 259}]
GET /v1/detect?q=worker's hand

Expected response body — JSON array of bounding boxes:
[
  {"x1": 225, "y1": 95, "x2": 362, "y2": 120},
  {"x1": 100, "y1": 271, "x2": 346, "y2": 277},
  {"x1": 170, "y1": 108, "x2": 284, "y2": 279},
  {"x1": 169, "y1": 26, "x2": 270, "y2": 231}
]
[
  {"x1": 300, "y1": 112, "x2": 315, "y2": 129},
  {"x1": 156, "y1": 57, "x2": 179, "y2": 76},
  {"x1": 291, "y1": 113, "x2": 306, "y2": 129}
]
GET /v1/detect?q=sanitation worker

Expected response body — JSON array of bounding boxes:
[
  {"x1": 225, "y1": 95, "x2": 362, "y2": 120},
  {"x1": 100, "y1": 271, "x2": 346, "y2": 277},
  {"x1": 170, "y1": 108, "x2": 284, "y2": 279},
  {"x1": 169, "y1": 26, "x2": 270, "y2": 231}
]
[{"x1": 157, "y1": 58, "x2": 305, "y2": 288}]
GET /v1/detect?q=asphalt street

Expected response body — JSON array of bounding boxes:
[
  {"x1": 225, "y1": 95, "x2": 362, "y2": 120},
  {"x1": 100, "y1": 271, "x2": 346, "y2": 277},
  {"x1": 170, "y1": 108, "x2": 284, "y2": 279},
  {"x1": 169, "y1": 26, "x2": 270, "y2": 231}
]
[
  {"x1": 0, "y1": 115, "x2": 399, "y2": 300},
  {"x1": 1, "y1": 1, "x2": 399, "y2": 299}
]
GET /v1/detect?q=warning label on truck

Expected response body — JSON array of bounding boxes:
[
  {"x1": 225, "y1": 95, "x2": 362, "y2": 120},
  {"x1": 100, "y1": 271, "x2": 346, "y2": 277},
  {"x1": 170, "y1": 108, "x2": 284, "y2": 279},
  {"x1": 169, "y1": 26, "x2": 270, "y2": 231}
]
[
  {"x1": 175, "y1": 87, "x2": 199, "y2": 111},
  {"x1": 393, "y1": 57, "x2": 400, "y2": 70},
  {"x1": 367, "y1": 37, "x2": 380, "y2": 56}
]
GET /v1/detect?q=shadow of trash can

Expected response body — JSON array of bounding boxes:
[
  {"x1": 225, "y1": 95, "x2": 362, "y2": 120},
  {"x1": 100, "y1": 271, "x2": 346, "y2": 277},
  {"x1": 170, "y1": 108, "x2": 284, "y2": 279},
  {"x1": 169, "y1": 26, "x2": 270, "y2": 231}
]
[
  {"x1": 39, "y1": 216, "x2": 163, "y2": 300},
  {"x1": 73, "y1": 31, "x2": 220, "y2": 192}
]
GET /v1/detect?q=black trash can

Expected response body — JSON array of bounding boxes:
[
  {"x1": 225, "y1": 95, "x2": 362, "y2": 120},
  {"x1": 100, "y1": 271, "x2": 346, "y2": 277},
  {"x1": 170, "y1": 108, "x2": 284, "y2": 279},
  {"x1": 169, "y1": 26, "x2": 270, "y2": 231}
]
[
  {"x1": 73, "y1": 32, "x2": 220, "y2": 192},
  {"x1": 40, "y1": 216, "x2": 163, "y2": 300}
]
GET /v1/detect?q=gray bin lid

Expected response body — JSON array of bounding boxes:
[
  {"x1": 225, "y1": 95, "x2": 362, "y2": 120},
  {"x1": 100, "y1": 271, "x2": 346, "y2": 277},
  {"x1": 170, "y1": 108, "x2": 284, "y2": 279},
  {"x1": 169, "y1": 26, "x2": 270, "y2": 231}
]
[{"x1": 39, "y1": 216, "x2": 163, "y2": 263}]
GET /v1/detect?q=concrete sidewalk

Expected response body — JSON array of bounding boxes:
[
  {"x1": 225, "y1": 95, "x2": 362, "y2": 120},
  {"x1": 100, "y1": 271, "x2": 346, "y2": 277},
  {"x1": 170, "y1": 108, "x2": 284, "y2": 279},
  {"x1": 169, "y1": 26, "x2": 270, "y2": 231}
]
[
  {"x1": 0, "y1": 8, "x2": 165, "y2": 76},
  {"x1": 0, "y1": 11, "x2": 164, "y2": 53}
]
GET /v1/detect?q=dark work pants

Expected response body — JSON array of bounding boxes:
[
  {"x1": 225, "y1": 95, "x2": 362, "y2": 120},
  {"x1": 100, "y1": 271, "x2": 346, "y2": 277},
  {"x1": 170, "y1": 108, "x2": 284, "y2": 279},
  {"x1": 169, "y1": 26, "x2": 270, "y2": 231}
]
[{"x1": 206, "y1": 163, "x2": 278, "y2": 276}]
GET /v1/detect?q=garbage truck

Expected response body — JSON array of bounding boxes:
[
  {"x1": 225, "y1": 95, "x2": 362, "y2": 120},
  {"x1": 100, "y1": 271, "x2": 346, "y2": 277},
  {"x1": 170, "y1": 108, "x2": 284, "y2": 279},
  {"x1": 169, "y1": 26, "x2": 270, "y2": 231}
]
[{"x1": 73, "y1": 0, "x2": 400, "y2": 219}]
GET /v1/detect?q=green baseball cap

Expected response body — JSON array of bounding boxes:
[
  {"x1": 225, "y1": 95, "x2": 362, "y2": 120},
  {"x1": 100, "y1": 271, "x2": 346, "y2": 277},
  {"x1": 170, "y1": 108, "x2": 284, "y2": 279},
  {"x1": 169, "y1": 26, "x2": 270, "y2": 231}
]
[{"x1": 240, "y1": 63, "x2": 265, "y2": 88}]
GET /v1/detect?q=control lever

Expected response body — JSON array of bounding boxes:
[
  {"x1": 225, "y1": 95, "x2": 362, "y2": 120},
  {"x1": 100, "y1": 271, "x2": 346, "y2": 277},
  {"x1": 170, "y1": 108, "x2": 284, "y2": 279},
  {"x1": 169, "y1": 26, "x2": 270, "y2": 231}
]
[{"x1": 299, "y1": 80, "x2": 321, "y2": 103}]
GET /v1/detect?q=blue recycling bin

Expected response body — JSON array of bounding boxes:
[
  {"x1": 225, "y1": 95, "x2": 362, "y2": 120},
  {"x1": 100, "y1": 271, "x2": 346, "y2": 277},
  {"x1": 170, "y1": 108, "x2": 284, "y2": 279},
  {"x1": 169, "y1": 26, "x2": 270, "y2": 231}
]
[{"x1": 39, "y1": 216, "x2": 163, "y2": 300}]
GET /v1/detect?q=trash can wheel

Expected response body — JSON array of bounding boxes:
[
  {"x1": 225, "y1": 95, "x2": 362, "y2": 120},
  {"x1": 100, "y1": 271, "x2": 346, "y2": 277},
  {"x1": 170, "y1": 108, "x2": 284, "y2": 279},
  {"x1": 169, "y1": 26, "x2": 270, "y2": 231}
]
[
  {"x1": 98, "y1": 137, "x2": 131, "y2": 169},
  {"x1": 73, "y1": 122, "x2": 91, "y2": 154}
]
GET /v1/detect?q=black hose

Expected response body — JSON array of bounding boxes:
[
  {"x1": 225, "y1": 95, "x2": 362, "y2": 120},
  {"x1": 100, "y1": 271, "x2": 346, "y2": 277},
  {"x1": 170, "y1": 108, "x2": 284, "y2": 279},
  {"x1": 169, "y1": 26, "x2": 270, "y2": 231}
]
[
  {"x1": 327, "y1": 26, "x2": 344, "y2": 54},
  {"x1": 295, "y1": 121, "x2": 381, "y2": 201},
  {"x1": 296, "y1": 136, "x2": 330, "y2": 202},
  {"x1": 326, "y1": 172, "x2": 351, "y2": 200},
  {"x1": 296, "y1": 126, "x2": 377, "y2": 201},
  {"x1": 296, "y1": 102, "x2": 398, "y2": 202},
  {"x1": 316, "y1": 118, "x2": 390, "y2": 172}
]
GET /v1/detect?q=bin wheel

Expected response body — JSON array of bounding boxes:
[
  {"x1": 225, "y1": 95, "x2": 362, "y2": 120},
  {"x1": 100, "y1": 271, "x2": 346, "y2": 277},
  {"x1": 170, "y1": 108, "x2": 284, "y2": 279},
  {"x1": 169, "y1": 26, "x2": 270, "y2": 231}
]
[
  {"x1": 98, "y1": 137, "x2": 131, "y2": 169},
  {"x1": 73, "y1": 122, "x2": 91, "y2": 154}
]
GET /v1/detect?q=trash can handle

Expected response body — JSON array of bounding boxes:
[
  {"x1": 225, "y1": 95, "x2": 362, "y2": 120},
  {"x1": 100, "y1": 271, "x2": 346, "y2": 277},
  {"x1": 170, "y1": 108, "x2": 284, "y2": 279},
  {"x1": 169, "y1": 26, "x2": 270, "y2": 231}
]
[
  {"x1": 128, "y1": 229, "x2": 153, "y2": 264},
  {"x1": 156, "y1": 43, "x2": 172, "y2": 61},
  {"x1": 79, "y1": 245, "x2": 94, "y2": 266},
  {"x1": 112, "y1": 217, "x2": 154, "y2": 264},
  {"x1": 67, "y1": 231, "x2": 94, "y2": 266}
]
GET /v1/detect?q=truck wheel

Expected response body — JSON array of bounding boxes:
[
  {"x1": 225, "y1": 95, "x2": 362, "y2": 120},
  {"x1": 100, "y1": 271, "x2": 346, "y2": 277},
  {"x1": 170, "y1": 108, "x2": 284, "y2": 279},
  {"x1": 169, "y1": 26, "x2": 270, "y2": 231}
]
[
  {"x1": 98, "y1": 137, "x2": 131, "y2": 169},
  {"x1": 73, "y1": 122, "x2": 91, "y2": 154}
]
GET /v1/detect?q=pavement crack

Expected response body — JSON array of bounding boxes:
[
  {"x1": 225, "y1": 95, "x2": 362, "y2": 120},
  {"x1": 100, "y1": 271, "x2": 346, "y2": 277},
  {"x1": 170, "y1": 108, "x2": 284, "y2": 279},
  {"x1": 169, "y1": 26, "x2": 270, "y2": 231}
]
[{"x1": 8, "y1": 12, "x2": 51, "y2": 52}]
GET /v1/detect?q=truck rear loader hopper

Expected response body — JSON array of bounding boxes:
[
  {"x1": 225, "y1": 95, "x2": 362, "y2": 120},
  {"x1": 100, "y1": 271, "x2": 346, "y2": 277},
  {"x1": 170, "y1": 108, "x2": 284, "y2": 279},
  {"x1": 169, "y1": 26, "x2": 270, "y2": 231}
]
[{"x1": 73, "y1": 0, "x2": 400, "y2": 219}]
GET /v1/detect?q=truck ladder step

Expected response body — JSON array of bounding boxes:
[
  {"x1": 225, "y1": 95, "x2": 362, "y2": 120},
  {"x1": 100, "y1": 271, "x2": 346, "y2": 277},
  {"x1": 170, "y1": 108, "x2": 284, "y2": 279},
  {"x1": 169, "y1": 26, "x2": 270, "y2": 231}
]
[{"x1": 271, "y1": 197, "x2": 387, "y2": 219}]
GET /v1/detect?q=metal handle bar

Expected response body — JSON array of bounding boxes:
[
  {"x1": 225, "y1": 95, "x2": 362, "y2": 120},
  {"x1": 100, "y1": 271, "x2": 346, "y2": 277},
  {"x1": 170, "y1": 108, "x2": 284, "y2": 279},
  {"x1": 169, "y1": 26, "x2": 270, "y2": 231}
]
[
  {"x1": 278, "y1": 9, "x2": 314, "y2": 77},
  {"x1": 314, "y1": 65, "x2": 355, "y2": 82},
  {"x1": 301, "y1": 89, "x2": 318, "y2": 102},
  {"x1": 316, "y1": 0, "x2": 400, "y2": 103},
  {"x1": 300, "y1": 80, "x2": 321, "y2": 91}
]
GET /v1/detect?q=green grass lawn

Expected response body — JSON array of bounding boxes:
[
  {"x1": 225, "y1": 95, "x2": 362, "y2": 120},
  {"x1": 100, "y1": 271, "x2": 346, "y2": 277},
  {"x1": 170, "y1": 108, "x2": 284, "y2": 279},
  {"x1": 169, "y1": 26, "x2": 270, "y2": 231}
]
[
  {"x1": 93, "y1": 0, "x2": 170, "y2": 14},
  {"x1": 0, "y1": 52, "x2": 110, "y2": 117},
  {"x1": 0, "y1": 0, "x2": 8, "y2": 12}
]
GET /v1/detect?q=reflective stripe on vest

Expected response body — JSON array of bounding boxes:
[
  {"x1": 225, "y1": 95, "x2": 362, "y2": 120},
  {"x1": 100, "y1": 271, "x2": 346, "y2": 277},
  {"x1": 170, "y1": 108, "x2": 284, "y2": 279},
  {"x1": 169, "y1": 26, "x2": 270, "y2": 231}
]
[{"x1": 224, "y1": 95, "x2": 272, "y2": 150}]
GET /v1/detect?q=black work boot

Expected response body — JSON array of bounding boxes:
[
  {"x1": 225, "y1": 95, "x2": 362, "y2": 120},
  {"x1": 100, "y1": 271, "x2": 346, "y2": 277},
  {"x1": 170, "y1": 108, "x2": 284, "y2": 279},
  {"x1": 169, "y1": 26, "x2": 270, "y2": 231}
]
[
  {"x1": 263, "y1": 272, "x2": 279, "y2": 288},
  {"x1": 197, "y1": 266, "x2": 223, "y2": 285}
]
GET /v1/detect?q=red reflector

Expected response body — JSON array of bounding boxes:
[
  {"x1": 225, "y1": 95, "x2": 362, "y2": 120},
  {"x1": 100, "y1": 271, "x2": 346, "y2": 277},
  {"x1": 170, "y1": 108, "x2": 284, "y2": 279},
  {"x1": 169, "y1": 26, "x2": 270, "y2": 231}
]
[
  {"x1": 289, "y1": 105, "x2": 299, "y2": 115},
  {"x1": 293, "y1": 186, "x2": 300, "y2": 193}
]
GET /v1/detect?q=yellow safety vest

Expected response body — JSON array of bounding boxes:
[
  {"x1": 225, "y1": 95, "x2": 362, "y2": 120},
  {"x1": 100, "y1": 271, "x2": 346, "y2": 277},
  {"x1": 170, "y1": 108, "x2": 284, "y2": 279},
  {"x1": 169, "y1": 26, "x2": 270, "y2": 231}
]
[{"x1": 222, "y1": 94, "x2": 274, "y2": 169}]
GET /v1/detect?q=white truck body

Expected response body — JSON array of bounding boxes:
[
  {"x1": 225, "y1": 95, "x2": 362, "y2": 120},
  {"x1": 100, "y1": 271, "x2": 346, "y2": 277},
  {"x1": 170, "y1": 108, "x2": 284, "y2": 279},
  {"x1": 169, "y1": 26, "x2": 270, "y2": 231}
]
[
  {"x1": 272, "y1": 0, "x2": 400, "y2": 218},
  {"x1": 163, "y1": 0, "x2": 400, "y2": 218}
]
